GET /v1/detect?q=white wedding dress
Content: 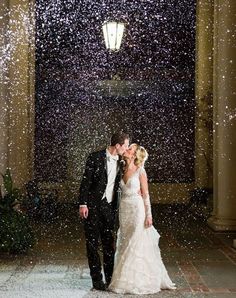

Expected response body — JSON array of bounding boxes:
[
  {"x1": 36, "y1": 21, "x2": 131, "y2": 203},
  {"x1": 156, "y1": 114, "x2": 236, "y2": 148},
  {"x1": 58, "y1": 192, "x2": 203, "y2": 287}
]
[{"x1": 109, "y1": 167, "x2": 176, "y2": 295}]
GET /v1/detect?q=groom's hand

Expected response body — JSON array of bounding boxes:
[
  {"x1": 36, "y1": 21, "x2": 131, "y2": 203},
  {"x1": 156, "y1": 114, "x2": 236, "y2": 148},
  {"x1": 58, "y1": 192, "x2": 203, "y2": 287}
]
[{"x1": 79, "y1": 206, "x2": 89, "y2": 219}]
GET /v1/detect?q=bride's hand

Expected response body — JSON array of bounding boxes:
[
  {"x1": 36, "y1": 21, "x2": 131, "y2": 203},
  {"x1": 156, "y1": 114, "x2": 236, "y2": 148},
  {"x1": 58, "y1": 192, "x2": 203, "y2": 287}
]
[{"x1": 145, "y1": 217, "x2": 152, "y2": 228}]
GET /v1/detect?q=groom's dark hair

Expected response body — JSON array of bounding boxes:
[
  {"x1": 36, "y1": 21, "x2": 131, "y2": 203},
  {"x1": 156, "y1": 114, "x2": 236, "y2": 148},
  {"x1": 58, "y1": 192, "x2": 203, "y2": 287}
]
[{"x1": 110, "y1": 131, "x2": 130, "y2": 146}]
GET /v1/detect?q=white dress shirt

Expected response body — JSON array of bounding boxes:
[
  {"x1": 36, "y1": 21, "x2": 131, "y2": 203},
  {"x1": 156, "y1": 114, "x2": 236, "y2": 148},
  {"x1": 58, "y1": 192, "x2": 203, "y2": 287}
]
[{"x1": 102, "y1": 149, "x2": 119, "y2": 203}]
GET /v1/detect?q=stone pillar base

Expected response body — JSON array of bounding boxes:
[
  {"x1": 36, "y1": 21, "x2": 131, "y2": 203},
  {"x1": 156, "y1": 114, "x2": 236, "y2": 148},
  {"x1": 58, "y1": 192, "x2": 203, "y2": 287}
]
[{"x1": 208, "y1": 216, "x2": 236, "y2": 231}]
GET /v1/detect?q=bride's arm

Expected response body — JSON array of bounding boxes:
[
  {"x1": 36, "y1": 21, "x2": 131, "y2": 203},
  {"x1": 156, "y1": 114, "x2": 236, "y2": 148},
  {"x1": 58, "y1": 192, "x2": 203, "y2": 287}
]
[{"x1": 139, "y1": 168, "x2": 153, "y2": 228}]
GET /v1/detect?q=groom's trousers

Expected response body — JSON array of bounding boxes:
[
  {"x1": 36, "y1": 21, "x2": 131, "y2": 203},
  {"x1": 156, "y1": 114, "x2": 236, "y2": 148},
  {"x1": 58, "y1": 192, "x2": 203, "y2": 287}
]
[{"x1": 84, "y1": 199, "x2": 116, "y2": 285}]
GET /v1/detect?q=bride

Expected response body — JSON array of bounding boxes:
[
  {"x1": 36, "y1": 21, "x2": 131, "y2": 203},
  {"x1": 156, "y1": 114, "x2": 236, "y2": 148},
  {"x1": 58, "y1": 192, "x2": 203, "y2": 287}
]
[{"x1": 108, "y1": 144, "x2": 176, "y2": 294}]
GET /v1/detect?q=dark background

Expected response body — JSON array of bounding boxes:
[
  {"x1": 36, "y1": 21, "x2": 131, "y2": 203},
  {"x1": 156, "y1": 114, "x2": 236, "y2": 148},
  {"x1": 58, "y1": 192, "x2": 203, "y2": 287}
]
[{"x1": 35, "y1": 0, "x2": 196, "y2": 183}]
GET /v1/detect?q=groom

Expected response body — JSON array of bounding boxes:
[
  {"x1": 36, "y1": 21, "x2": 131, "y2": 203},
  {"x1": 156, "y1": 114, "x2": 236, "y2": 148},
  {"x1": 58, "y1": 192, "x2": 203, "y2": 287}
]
[{"x1": 79, "y1": 131, "x2": 130, "y2": 291}]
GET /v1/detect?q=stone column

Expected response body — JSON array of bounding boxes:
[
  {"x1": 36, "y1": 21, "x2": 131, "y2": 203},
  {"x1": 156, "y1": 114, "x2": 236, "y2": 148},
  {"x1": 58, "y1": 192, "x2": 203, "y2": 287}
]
[
  {"x1": 5, "y1": 0, "x2": 35, "y2": 187},
  {"x1": 0, "y1": 0, "x2": 9, "y2": 179},
  {"x1": 195, "y1": 0, "x2": 214, "y2": 190},
  {"x1": 208, "y1": 0, "x2": 236, "y2": 231}
]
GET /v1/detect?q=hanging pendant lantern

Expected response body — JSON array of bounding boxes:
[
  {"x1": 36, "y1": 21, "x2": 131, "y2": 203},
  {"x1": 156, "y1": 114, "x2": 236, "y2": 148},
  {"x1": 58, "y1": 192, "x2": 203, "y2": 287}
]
[{"x1": 102, "y1": 21, "x2": 125, "y2": 51}]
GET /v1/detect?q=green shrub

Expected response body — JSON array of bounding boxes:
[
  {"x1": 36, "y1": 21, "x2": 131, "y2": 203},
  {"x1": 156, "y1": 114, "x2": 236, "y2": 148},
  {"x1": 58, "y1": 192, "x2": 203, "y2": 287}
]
[
  {"x1": 0, "y1": 169, "x2": 36, "y2": 253},
  {"x1": 0, "y1": 210, "x2": 35, "y2": 253}
]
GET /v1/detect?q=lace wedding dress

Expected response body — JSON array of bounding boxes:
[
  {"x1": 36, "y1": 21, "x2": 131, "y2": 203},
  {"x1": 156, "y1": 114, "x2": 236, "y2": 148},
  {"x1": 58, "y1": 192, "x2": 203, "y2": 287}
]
[{"x1": 109, "y1": 167, "x2": 176, "y2": 294}]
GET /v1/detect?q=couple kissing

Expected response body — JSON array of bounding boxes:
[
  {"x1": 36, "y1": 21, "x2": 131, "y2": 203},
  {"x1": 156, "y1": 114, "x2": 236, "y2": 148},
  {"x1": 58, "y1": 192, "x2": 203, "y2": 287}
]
[{"x1": 78, "y1": 131, "x2": 176, "y2": 294}]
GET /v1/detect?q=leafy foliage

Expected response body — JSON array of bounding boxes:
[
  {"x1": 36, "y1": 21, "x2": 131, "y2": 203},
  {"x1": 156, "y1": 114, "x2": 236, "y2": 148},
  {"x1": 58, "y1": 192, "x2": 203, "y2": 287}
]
[
  {"x1": 0, "y1": 169, "x2": 36, "y2": 253},
  {"x1": 0, "y1": 211, "x2": 35, "y2": 253},
  {"x1": 0, "y1": 169, "x2": 21, "y2": 211}
]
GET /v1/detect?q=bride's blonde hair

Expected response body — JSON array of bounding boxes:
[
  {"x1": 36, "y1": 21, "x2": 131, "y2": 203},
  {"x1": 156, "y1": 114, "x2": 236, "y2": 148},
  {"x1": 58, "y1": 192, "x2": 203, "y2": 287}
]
[{"x1": 130, "y1": 143, "x2": 148, "y2": 167}]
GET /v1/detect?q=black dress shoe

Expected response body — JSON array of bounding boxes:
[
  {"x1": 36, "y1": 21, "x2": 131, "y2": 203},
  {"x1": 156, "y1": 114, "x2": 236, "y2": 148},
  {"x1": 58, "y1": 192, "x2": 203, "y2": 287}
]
[{"x1": 92, "y1": 280, "x2": 106, "y2": 291}]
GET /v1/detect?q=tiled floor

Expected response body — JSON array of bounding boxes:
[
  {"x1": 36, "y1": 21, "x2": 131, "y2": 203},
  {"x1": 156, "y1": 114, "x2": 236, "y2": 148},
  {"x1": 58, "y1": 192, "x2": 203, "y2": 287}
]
[{"x1": 0, "y1": 204, "x2": 236, "y2": 298}]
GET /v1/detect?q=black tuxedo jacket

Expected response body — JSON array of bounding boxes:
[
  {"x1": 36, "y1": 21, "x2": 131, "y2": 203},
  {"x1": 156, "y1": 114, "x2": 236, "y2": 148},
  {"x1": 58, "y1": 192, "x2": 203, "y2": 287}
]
[{"x1": 78, "y1": 149, "x2": 121, "y2": 209}]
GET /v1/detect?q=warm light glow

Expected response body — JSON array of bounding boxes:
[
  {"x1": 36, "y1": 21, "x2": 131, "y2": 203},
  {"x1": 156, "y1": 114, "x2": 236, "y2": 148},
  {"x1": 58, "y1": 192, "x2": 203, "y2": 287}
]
[{"x1": 102, "y1": 21, "x2": 125, "y2": 51}]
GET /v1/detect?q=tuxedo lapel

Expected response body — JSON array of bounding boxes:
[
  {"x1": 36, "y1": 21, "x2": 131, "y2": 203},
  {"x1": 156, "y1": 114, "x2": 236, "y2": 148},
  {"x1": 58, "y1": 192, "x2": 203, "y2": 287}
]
[
  {"x1": 115, "y1": 158, "x2": 122, "y2": 182},
  {"x1": 101, "y1": 149, "x2": 108, "y2": 175}
]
